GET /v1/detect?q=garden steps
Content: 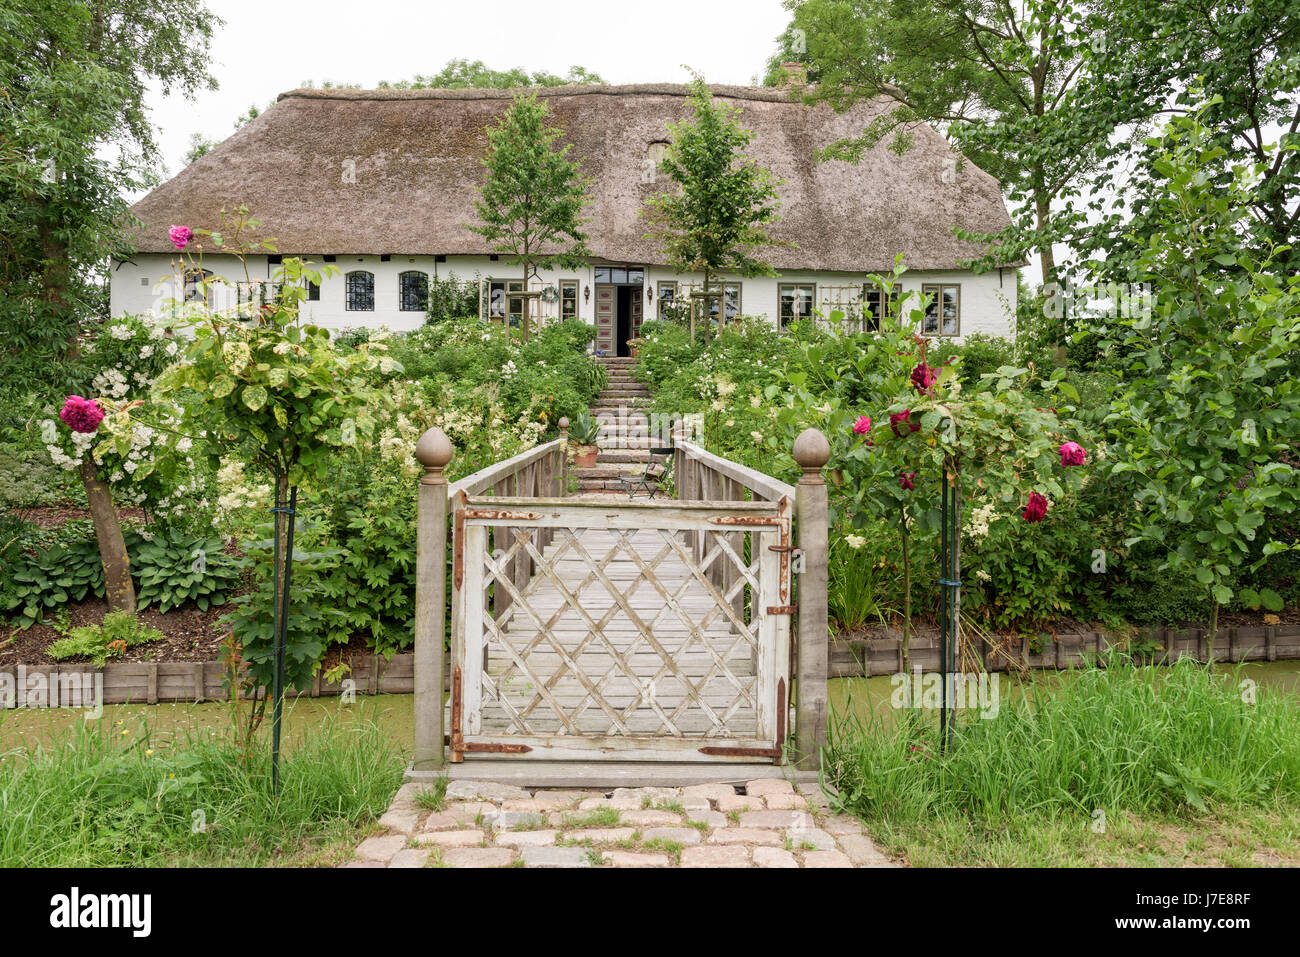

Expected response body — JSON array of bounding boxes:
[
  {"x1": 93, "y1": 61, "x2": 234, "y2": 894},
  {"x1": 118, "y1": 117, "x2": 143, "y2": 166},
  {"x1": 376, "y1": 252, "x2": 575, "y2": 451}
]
[{"x1": 584, "y1": 359, "x2": 666, "y2": 491}]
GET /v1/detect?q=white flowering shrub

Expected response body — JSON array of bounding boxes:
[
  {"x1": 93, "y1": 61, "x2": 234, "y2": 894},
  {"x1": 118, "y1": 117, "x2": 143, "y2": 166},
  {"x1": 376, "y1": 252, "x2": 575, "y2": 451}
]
[{"x1": 42, "y1": 314, "x2": 211, "y2": 524}]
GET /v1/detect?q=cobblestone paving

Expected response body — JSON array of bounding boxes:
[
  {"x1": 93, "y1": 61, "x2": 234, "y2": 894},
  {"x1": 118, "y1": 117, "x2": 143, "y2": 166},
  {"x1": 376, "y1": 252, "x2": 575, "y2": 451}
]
[{"x1": 343, "y1": 777, "x2": 902, "y2": 868}]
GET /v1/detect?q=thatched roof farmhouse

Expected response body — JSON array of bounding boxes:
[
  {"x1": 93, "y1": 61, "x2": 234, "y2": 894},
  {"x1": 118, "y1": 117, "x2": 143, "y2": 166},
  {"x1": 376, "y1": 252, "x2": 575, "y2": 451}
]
[{"x1": 112, "y1": 83, "x2": 1020, "y2": 353}]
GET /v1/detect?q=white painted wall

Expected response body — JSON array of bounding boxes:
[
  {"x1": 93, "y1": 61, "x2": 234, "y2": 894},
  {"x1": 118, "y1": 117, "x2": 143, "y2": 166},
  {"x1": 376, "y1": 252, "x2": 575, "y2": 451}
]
[{"x1": 110, "y1": 253, "x2": 1018, "y2": 343}]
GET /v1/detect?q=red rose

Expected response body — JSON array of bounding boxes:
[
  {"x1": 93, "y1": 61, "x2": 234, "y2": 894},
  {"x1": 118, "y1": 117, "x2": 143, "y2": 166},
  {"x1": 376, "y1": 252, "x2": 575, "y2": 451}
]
[{"x1": 1022, "y1": 492, "x2": 1049, "y2": 523}]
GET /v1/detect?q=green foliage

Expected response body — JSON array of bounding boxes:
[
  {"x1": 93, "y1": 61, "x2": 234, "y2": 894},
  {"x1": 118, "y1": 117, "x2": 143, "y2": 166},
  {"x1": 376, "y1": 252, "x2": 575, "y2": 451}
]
[
  {"x1": 425, "y1": 271, "x2": 481, "y2": 322},
  {"x1": 568, "y1": 412, "x2": 600, "y2": 447},
  {"x1": 2, "y1": 536, "x2": 104, "y2": 627},
  {"x1": 827, "y1": 652, "x2": 1300, "y2": 823},
  {"x1": 0, "y1": 0, "x2": 218, "y2": 393},
  {"x1": 468, "y1": 92, "x2": 592, "y2": 340},
  {"x1": 0, "y1": 449, "x2": 63, "y2": 508},
  {"x1": 1103, "y1": 105, "x2": 1300, "y2": 633},
  {"x1": 0, "y1": 711, "x2": 402, "y2": 866},
  {"x1": 642, "y1": 74, "x2": 788, "y2": 315},
  {"x1": 377, "y1": 59, "x2": 605, "y2": 90},
  {"x1": 131, "y1": 528, "x2": 240, "y2": 613},
  {"x1": 47, "y1": 609, "x2": 164, "y2": 667},
  {"x1": 217, "y1": 529, "x2": 349, "y2": 693}
]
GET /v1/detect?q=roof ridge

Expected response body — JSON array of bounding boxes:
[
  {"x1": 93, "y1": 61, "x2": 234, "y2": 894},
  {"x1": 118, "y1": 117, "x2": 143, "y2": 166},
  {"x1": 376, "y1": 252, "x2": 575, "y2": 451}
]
[{"x1": 275, "y1": 83, "x2": 812, "y2": 104}]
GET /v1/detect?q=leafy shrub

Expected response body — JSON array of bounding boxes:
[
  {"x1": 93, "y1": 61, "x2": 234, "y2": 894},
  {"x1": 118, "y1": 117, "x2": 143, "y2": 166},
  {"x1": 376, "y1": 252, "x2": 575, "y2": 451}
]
[
  {"x1": 218, "y1": 527, "x2": 349, "y2": 692},
  {"x1": 0, "y1": 449, "x2": 63, "y2": 508},
  {"x1": 48, "y1": 609, "x2": 164, "y2": 666},
  {"x1": 425, "y1": 271, "x2": 481, "y2": 322},
  {"x1": 930, "y1": 333, "x2": 1018, "y2": 387},
  {"x1": 2, "y1": 536, "x2": 104, "y2": 627},
  {"x1": 131, "y1": 528, "x2": 241, "y2": 613}
]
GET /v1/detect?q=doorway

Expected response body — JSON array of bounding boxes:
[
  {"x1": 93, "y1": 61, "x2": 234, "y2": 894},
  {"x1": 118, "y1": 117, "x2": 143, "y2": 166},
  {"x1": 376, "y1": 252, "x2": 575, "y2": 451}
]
[{"x1": 593, "y1": 266, "x2": 644, "y2": 356}]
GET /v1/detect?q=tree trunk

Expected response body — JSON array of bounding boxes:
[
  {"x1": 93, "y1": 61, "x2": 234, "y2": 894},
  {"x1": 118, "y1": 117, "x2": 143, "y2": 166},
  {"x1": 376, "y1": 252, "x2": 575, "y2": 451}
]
[
  {"x1": 80, "y1": 459, "x2": 136, "y2": 613},
  {"x1": 520, "y1": 272, "x2": 530, "y2": 344}
]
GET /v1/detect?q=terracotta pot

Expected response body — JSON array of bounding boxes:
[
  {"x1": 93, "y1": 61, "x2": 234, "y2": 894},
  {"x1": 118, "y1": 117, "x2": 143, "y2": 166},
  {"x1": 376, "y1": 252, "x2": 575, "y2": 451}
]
[
  {"x1": 574, "y1": 445, "x2": 599, "y2": 468},
  {"x1": 629, "y1": 346, "x2": 639, "y2": 358}
]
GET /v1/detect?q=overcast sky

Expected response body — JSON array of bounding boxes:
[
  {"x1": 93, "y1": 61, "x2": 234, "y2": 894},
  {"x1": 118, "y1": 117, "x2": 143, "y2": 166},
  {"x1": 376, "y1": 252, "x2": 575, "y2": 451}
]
[{"x1": 148, "y1": 0, "x2": 792, "y2": 180}]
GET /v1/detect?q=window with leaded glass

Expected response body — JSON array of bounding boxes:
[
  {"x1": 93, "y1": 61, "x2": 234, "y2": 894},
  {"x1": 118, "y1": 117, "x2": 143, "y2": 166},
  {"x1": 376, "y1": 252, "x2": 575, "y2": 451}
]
[
  {"x1": 778, "y1": 283, "x2": 815, "y2": 328},
  {"x1": 921, "y1": 283, "x2": 960, "y2": 336},
  {"x1": 345, "y1": 271, "x2": 374, "y2": 311},
  {"x1": 399, "y1": 271, "x2": 428, "y2": 312}
]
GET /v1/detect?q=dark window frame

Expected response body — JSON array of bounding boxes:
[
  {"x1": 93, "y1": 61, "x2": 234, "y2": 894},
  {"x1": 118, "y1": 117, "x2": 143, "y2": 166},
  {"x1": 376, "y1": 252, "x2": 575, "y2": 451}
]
[
  {"x1": 345, "y1": 270, "x2": 375, "y2": 312},
  {"x1": 399, "y1": 270, "x2": 429, "y2": 312},
  {"x1": 778, "y1": 282, "x2": 815, "y2": 328}
]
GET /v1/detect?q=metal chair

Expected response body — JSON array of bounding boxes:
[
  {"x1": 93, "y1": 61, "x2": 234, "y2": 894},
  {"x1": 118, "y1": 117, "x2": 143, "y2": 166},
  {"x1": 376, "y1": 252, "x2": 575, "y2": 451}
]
[{"x1": 619, "y1": 446, "x2": 674, "y2": 499}]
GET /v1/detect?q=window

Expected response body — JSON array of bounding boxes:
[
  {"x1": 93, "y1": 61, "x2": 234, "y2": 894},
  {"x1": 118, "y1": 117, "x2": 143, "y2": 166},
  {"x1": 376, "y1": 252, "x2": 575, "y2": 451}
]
[
  {"x1": 707, "y1": 282, "x2": 741, "y2": 322},
  {"x1": 399, "y1": 271, "x2": 429, "y2": 312},
  {"x1": 346, "y1": 271, "x2": 374, "y2": 311},
  {"x1": 184, "y1": 268, "x2": 213, "y2": 304},
  {"x1": 657, "y1": 281, "x2": 678, "y2": 319},
  {"x1": 863, "y1": 282, "x2": 901, "y2": 331},
  {"x1": 594, "y1": 266, "x2": 644, "y2": 285},
  {"x1": 778, "y1": 283, "x2": 815, "y2": 327},
  {"x1": 922, "y1": 283, "x2": 960, "y2": 336},
  {"x1": 305, "y1": 280, "x2": 320, "y2": 301},
  {"x1": 485, "y1": 278, "x2": 524, "y2": 325},
  {"x1": 560, "y1": 280, "x2": 579, "y2": 320}
]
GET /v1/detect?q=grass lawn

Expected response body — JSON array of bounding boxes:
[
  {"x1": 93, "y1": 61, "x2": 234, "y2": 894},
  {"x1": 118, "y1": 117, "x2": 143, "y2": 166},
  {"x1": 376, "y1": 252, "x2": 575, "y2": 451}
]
[
  {"x1": 825, "y1": 657, "x2": 1300, "y2": 867},
  {"x1": 0, "y1": 698, "x2": 408, "y2": 867}
]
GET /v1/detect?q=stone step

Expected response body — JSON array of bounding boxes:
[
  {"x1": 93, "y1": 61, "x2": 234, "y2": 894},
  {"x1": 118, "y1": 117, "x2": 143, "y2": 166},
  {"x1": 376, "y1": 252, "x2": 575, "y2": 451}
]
[
  {"x1": 573, "y1": 464, "x2": 642, "y2": 479},
  {"x1": 596, "y1": 449, "x2": 652, "y2": 463}
]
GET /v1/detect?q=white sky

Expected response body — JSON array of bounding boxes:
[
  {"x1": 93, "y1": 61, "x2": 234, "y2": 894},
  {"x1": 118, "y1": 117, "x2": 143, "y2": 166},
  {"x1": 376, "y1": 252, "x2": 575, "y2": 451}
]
[{"x1": 147, "y1": 0, "x2": 792, "y2": 181}]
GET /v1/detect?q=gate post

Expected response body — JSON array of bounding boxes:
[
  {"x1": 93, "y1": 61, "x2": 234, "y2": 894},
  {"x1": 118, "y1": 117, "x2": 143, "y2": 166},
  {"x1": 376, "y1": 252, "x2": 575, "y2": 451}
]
[
  {"x1": 414, "y1": 427, "x2": 453, "y2": 772},
  {"x1": 793, "y1": 428, "x2": 830, "y2": 770}
]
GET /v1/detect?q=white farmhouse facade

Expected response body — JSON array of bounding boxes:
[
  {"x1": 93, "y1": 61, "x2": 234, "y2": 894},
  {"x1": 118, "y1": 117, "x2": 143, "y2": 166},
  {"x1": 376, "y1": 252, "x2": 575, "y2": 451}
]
[{"x1": 113, "y1": 83, "x2": 1021, "y2": 353}]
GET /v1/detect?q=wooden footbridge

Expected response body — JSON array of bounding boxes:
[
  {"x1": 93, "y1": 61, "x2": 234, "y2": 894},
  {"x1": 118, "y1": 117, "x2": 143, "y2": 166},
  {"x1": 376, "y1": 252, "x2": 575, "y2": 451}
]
[{"x1": 407, "y1": 420, "x2": 831, "y2": 787}]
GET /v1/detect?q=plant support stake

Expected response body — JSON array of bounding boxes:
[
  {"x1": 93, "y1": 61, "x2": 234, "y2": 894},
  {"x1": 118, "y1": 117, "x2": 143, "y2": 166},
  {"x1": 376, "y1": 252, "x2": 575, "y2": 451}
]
[
  {"x1": 938, "y1": 467, "x2": 960, "y2": 752},
  {"x1": 270, "y1": 486, "x2": 298, "y2": 793}
]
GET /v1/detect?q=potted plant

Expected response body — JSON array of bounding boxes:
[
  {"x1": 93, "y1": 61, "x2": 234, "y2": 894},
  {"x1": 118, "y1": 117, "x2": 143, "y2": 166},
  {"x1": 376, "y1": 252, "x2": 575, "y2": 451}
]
[
  {"x1": 569, "y1": 412, "x2": 601, "y2": 468},
  {"x1": 627, "y1": 337, "x2": 644, "y2": 358}
]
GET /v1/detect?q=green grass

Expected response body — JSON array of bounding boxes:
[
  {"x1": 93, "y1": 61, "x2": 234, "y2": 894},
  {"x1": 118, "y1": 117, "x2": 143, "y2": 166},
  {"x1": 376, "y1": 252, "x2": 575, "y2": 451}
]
[
  {"x1": 827, "y1": 652, "x2": 1300, "y2": 866},
  {"x1": 414, "y1": 777, "x2": 449, "y2": 812},
  {"x1": 0, "y1": 707, "x2": 403, "y2": 867}
]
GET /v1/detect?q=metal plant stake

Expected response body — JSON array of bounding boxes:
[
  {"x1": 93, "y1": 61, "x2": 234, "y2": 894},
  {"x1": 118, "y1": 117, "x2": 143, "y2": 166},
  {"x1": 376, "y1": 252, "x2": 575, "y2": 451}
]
[
  {"x1": 270, "y1": 485, "x2": 298, "y2": 792},
  {"x1": 938, "y1": 464, "x2": 961, "y2": 753}
]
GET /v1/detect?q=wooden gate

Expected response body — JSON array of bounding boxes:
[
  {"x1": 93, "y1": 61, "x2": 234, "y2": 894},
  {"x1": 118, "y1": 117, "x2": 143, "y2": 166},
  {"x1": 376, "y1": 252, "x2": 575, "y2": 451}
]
[{"x1": 449, "y1": 497, "x2": 793, "y2": 762}]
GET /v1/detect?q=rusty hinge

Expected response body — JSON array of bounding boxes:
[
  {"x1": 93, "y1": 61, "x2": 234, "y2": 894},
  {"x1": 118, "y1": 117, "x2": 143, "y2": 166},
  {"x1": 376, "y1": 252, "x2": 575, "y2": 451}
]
[
  {"x1": 699, "y1": 745, "x2": 782, "y2": 758},
  {"x1": 452, "y1": 491, "x2": 468, "y2": 589},
  {"x1": 449, "y1": 665, "x2": 464, "y2": 763},
  {"x1": 463, "y1": 508, "x2": 541, "y2": 521},
  {"x1": 767, "y1": 604, "x2": 798, "y2": 615},
  {"x1": 709, "y1": 515, "x2": 781, "y2": 526},
  {"x1": 462, "y1": 741, "x2": 533, "y2": 754},
  {"x1": 774, "y1": 678, "x2": 786, "y2": 766}
]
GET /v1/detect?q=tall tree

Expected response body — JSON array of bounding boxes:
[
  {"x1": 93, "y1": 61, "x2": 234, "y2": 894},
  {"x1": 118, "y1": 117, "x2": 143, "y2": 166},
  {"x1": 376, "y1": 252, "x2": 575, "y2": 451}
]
[
  {"x1": 643, "y1": 75, "x2": 787, "y2": 343},
  {"x1": 468, "y1": 91, "x2": 592, "y2": 343},
  {"x1": 1063, "y1": 0, "x2": 1300, "y2": 282},
  {"x1": 767, "y1": 0, "x2": 1100, "y2": 286},
  {"x1": 0, "y1": 0, "x2": 218, "y2": 391}
]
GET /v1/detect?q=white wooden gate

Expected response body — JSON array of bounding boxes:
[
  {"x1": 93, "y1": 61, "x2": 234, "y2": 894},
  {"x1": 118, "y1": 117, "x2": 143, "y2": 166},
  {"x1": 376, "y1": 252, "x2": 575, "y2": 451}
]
[{"x1": 449, "y1": 496, "x2": 793, "y2": 763}]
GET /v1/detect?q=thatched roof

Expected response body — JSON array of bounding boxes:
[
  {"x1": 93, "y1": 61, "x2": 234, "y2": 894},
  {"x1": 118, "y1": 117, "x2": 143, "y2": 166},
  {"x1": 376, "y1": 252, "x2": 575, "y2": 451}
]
[{"x1": 129, "y1": 84, "x2": 1015, "y2": 272}]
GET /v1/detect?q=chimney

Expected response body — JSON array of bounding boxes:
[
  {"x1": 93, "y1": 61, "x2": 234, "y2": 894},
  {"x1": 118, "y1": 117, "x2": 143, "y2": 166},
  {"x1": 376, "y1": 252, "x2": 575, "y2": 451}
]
[{"x1": 779, "y1": 61, "x2": 808, "y2": 88}]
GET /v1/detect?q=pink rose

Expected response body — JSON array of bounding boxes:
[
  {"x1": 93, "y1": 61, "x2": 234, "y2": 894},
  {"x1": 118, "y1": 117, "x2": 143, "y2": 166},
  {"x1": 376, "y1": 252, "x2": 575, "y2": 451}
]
[
  {"x1": 899, "y1": 471, "x2": 916, "y2": 491},
  {"x1": 1059, "y1": 441, "x2": 1086, "y2": 466},
  {"x1": 852, "y1": 415, "x2": 872, "y2": 436},
  {"x1": 60, "y1": 395, "x2": 104, "y2": 434},
  {"x1": 1022, "y1": 492, "x2": 1049, "y2": 523},
  {"x1": 169, "y1": 225, "x2": 193, "y2": 250}
]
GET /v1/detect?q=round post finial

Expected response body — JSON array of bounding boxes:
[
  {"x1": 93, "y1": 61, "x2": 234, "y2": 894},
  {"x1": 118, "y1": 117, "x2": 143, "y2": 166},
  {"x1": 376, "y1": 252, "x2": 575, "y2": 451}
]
[
  {"x1": 415, "y1": 427, "x2": 453, "y2": 484},
  {"x1": 793, "y1": 428, "x2": 830, "y2": 483},
  {"x1": 558, "y1": 416, "x2": 570, "y2": 441}
]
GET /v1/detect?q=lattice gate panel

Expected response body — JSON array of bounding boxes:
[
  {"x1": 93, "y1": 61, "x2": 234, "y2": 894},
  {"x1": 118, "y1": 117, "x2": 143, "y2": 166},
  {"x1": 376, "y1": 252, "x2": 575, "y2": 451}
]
[{"x1": 450, "y1": 502, "x2": 791, "y2": 762}]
